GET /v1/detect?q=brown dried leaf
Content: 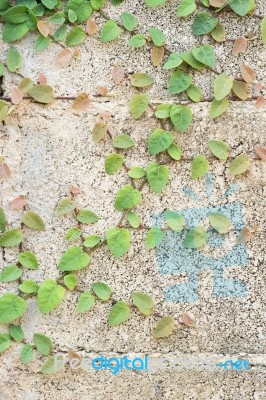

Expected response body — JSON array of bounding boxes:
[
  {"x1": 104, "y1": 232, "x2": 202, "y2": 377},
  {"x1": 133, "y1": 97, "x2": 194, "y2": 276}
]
[
  {"x1": 72, "y1": 92, "x2": 91, "y2": 112},
  {"x1": 55, "y1": 48, "x2": 72, "y2": 67},
  {"x1": 255, "y1": 146, "x2": 266, "y2": 161},
  {"x1": 97, "y1": 86, "x2": 108, "y2": 96},
  {"x1": 0, "y1": 163, "x2": 11, "y2": 178},
  {"x1": 255, "y1": 95, "x2": 266, "y2": 109},
  {"x1": 99, "y1": 111, "x2": 111, "y2": 121},
  {"x1": 37, "y1": 20, "x2": 50, "y2": 37},
  {"x1": 241, "y1": 64, "x2": 256, "y2": 83},
  {"x1": 232, "y1": 80, "x2": 249, "y2": 100},
  {"x1": 38, "y1": 73, "x2": 47, "y2": 84},
  {"x1": 151, "y1": 46, "x2": 165, "y2": 67},
  {"x1": 210, "y1": 0, "x2": 227, "y2": 6},
  {"x1": 237, "y1": 227, "x2": 252, "y2": 243},
  {"x1": 112, "y1": 66, "x2": 125, "y2": 85},
  {"x1": 9, "y1": 195, "x2": 27, "y2": 210},
  {"x1": 73, "y1": 48, "x2": 80, "y2": 58},
  {"x1": 233, "y1": 37, "x2": 248, "y2": 55},
  {"x1": 92, "y1": 122, "x2": 108, "y2": 143},
  {"x1": 86, "y1": 19, "x2": 98, "y2": 35},
  {"x1": 68, "y1": 349, "x2": 83, "y2": 373},
  {"x1": 180, "y1": 312, "x2": 195, "y2": 327},
  {"x1": 70, "y1": 185, "x2": 82, "y2": 194},
  {"x1": 10, "y1": 87, "x2": 23, "y2": 105}
]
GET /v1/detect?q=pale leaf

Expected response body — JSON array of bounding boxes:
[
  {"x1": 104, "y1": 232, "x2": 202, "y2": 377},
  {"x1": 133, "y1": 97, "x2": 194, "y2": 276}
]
[
  {"x1": 37, "y1": 21, "x2": 50, "y2": 38},
  {"x1": 10, "y1": 87, "x2": 23, "y2": 105},
  {"x1": 9, "y1": 195, "x2": 27, "y2": 210},
  {"x1": 72, "y1": 93, "x2": 90, "y2": 112},
  {"x1": 55, "y1": 48, "x2": 72, "y2": 67},
  {"x1": 112, "y1": 66, "x2": 125, "y2": 84},
  {"x1": 86, "y1": 19, "x2": 98, "y2": 35}
]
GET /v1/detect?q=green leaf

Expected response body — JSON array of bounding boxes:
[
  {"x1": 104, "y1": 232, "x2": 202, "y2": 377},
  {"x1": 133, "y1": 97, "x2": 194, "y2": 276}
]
[
  {"x1": 20, "y1": 344, "x2": 35, "y2": 364},
  {"x1": 191, "y1": 154, "x2": 209, "y2": 179},
  {"x1": 186, "y1": 84, "x2": 203, "y2": 102},
  {"x1": 77, "y1": 291, "x2": 95, "y2": 313},
  {"x1": 201, "y1": 0, "x2": 210, "y2": 5},
  {"x1": 76, "y1": 209, "x2": 99, "y2": 225},
  {"x1": 208, "y1": 212, "x2": 231, "y2": 234},
  {"x1": 28, "y1": 84, "x2": 54, "y2": 104},
  {"x1": 131, "y1": 292, "x2": 154, "y2": 316},
  {"x1": 0, "y1": 333, "x2": 11, "y2": 353},
  {"x1": 63, "y1": 274, "x2": 78, "y2": 291},
  {"x1": 41, "y1": 356, "x2": 63, "y2": 374},
  {"x1": 106, "y1": 227, "x2": 130, "y2": 258},
  {"x1": 168, "y1": 71, "x2": 192, "y2": 95},
  {"x1": 261, "y1": 16, "x2": 266, "y2": 45},
  {"x1": 0, "y1": 293, "x2": 27, "y2": 323},
  {"x1": 113, "y1": 134, "x2": 135, "y2": 148},
  {"x1": 148, "y1": 27, "x2": 166, "y2": 46},
  {"x1": 176, "y1": 0, "x2": 196, "y2": 17},
  {"x1": 105, "y1": 153, "x2": 124, "y2": 175},
  {"x1": 41, "y1": 0, "x2": 57, "y2": 10},
  {"x1": 18, "y1": 77, "x2": 34, "y2": 93},
  {"x1": 170, "y1": 105, "x2": 192, "y2": 133},
  {"x1": 146, "y1": 162, "x2": 169, "y2": 193},
  {"x1": 100, "y1": 20, "x2": 122, "y2": 42},
  {"x1": 58, "y1": 246, "x2": 91, "y2": 271},
  {"x1": 121, "y1": 12, "x2": 137, "y2": 31},
  {"x1": 2, "y1": 5, "x2": 28, "y2": 23},
  {"x1": 0, "y1": 102, "x2": 8, "y2": 120},
  {"x1": 214, "y1": 74, "x2": 233, "y2": 101},
  {"x1": 108, "y1": 301, "x2": 131, "y2": 326},
  {"x1": 208, "y1": 139, "x2": 230, "y2": 160},
  {"x1": 130, "y1": 73, "x2": 154, "y2": 87},
  {"x1": 145, "y1": 0, "x2": 168, "y2": 7},
  {"x1": 0, "y1": 229, "x2": 23, "y2": 247},
  {"x1": 167, "y1": 143, "x2": 182, "y2": 160},
  {"x1": 147, "y1": 129, "x2": 174, "y2": 155},
  {"x1": 92, "y1": 282, "x2": 112, "y2": 301},
  {"x1": 18, "y1": 251, "x2": 38, "y2": 270},
  {"x1": 209, "y1": 98, "x2": 229, "y2": 119},
  {"x1": 66, "y1": 227, "x2": 81, "y2": 241},
  {"x1": 115, "y1": 185, "x2": 142, "y2": 211},
  {"x1": 192, "y1": 12, "x2": 218, "y2": 35},
  {"x1": 192, "y1": 44, "x2": 215, "y2": 67},
  {"x1": 6, "y1": 47, "x2": 22, "y2": 72},
  {"x1": 163, "y1": 52, "x2": 183, "y2": 70},
  {"x1": 66, "y1": 27, "x2": 86, "y2": 46},
  {"x1": 9, "y1": 324, "x2": 24, "y2": 342},
  {"x1": 54, "y1": 24, "x2": 68, "y2": 41},
  {"x1": 83, "y1": 235, "x2": 101, "y2": 248},
  {"x1": 181, "y1": 51, "x2": 205, "y2": 70},
  {"x1": 0, "y1": 0, "x2": 9, "y2": 11},
  {"x1": 33, "y1": 333, "x2": 53, "y2": 356},
  {"x1": 211, "y1": 22, "x2": 226, "y2": 42},
  {"x1": 0, "y1": 208, "x2": 6, "y2": 232},
  {"x1": 130, "y1": 94, "x2": 149, "y2": 119},
  {"x1": 37, "y1": 279, "x2": 65, "y2": 314},
  {"x1": 34, "y1": 34, "x2": 51, "y2": 52},
  {"x1": 65, "y1": 0, "x2": 93, "y2": 22},
  {"x1": 128, "y1": 34, "x2": 146, "y2": 48},
  {"x1": 31, "y1": 4, "x2": 45, "y2": 16},
  {"x1": 91, "y1": 0, "x2": 105, "y2": 10},
  {"x1": 128, "y1": 167, "x2": 146, "y2": 179},
  {"x1": 49, "y1": 12, "x2": 65, "y2": 24},
  {"x1": 3, "y1": 23, "x2": 29, "y2": 42},
  {"x1": 146, "y1": 227, "x2": 164, "y2": 249},
  {"x1": 18, "y1": 280, "x2": 39, "y2": 294},
  {"x1": 22, "y1": 211, "x2": 45, "y2": 230},
  {"x1": 127, "y1": 210, "x2": 141, "y2": 228},
  {"x1": 154, "y1": 316, "x2": 175, "y2": 338},
  {"x1": 184, "y1": 226, "x2": 208, "y2": 248},
  {"x1": 68, "y1": 9, "x2": 77, "y2": 23},
  {"x1": 228, "y1": 0, "x2": 251, "y2": 16},
  {"x1": 0, "y1": 265, "x2": 22, "y2": 282},
  {"x1": 55, "y1": 198, "x2": 76, "y2": 216},
  {"x1": 155, "y1": 104, "x2": 172, "y2": 118},
  {"x1": 164, "y1": 211, "x2": 185, "y2": 232},
  {"x1": 229, "y1": 154, "x2": 250, "y2": 176}
]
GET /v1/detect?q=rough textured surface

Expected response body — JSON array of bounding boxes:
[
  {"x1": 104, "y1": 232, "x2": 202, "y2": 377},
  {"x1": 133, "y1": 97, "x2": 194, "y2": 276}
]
[{"x1": 0, "y1": 0, "x2": 266, "y2": 399}]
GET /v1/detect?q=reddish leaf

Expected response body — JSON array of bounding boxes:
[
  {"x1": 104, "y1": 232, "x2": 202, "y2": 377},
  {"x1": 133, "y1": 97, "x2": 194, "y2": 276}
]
[
  {"x1": 99, "y1": 111, "x2": 111, "y2": 121},
  {"x1": 72, "y1": 92, "x2": 91, "y2": 112},
  {"x1": 254, "y1": 82, "x2": 264, "y2": 92},
  {"x1": 97, "y1": 86, "x2": 108, "y2": 96},
  {"x1": 38, "y1": 73, "x2": 47, "y2": 84},
  {"x1": 10, "y1": 87, "x2": 23, "y2": 105},
  {"x1": 112, "y1": 66, "x2": 125, "y2": 84},
  {"x1": 37, "y1": 21, "x2": 50, "y2": 37},
  {"x1": 237, "y1": 227, "x2": 252, "y2": 243},
  {"x1": 210, "y1": 0, "x2": 227, "y2": 6},
  {"x1": 9, "y1": 195, "x2": 27, "y2": 210},
  {"x1": 86, "y1": 19, "x2": 98, "y2": 35},
  {"x1": 241, "y1": 64, "x2": 256, "y2": 83},
  {"x1": 180, "y1": 312, "x2": 195, "y2": 327},
  {"x1": 70, "y1": 186, "x2": 82, "y2": 194},
  {"x1": 151, "y1": 46, "x2": 164, "y2": 67},
  {"x1": 0, "y1": 163, "x2": 11, "y2": 178},
  {"x1": 255, "y1": 95, "x2": 265, "y2": 109},
  {"x1": 232, "y1": 37, "x2": 248, "y2": 55},
  {"x1": 73, "y1": 48, "x2": 80, "y2": 58},
  {"x1": 255, "y1": 146, "x2": 266, "y2": 161},
  {"x1": 56, "y1": 48, "x2": 72, "y2": 67}
]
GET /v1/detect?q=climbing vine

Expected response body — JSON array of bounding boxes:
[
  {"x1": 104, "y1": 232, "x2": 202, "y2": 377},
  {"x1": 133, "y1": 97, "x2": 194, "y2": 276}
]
[{"x1": 0, "y1": 0, "x2": 265, "y2": 374}]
